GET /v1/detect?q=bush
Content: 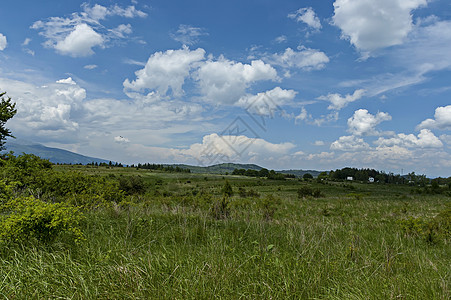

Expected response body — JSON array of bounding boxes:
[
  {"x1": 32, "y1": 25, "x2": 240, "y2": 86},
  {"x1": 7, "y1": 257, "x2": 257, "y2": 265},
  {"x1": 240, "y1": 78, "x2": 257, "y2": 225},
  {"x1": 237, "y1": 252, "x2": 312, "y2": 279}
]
[
  {"x1": 221, "y1": 180, "x2": 233, "y2": 197},
  {"x1": 258, "y1": 194, "x2": 281, "y2": 221},
  {"x1": 119, "y1": 175, "x2": 146, "y2": 195},
  {"x1": 297, "y1": 186, "x2": 313, "y2": 198},
  {"x1": 0, "y1": 196, "x2": 84, "y2": 244}
]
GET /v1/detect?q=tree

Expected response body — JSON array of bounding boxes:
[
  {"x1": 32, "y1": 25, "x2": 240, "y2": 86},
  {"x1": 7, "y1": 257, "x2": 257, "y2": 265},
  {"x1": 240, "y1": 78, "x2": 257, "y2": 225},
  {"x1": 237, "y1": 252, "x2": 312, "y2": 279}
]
[
  {"x1": 303, "y1": 173, "x2": 313, "y2": 180},
  {"x1": 221, "y1": 180, "x2": 233, "y2": 197},
  {"x1": 0, "y1": 92, "x2": 17, "y2": 150}
]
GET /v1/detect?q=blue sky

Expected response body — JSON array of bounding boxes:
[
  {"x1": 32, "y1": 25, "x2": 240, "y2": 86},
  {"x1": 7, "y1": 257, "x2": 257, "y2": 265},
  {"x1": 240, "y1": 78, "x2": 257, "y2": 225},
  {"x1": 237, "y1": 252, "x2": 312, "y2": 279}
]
[{"x1": 1, "y1": 0, "x2": 451, "y2": 176}]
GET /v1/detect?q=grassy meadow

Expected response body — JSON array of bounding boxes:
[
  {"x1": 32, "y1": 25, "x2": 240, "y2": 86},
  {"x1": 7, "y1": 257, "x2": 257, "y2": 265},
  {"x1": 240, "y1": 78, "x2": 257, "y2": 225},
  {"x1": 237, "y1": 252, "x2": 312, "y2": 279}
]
[{"x1": 0, "y1": 163, "x2": 450, "y2": 299}]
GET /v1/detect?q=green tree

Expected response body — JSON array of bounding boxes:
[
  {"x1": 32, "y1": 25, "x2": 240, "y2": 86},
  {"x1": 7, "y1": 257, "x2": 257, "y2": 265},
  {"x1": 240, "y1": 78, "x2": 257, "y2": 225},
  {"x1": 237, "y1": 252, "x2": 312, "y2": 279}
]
[
  {"x1": 221, "y1": 180, "x2": 233, "y2": 197},
  {"x1": 303, "y1": 173, "x2": 313, "y2": 180},
  {"x1": 0, "y1": 92, "x2": 17, "y2": 150}
]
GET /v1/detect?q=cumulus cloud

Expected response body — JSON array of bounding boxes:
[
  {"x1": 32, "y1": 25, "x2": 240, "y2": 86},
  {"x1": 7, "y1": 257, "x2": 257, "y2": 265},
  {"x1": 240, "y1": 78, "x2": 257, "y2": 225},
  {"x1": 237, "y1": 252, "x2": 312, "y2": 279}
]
[
  {"x1": 347, "y1": 109, "x2": 391, "y2": 136},
  {"x1": 114, "y1": 136, "x2": 130, "y2": 144},
  {"x1": 375, "y1": 129, "x2": 443, "y2": 148},
  {"x1": 318, "y1": 89, "x2": 366, "y2": 110},
  {"x1": 171, "y1": 24, "x2": 208, "y2": 45},
  {"x1": 270, "y1": 47, "x2": 329, "y2": 71},
  {"x1": 332, "y1": 0, "x2": 427, "y2": 54},
  {"x1": 195, "y1": 58, "x2": 277, "y2": 104},
  {"x1": 31, "y1": 3, "x2": 146, "y2": 57},
  {"x1": 417, "y1": 105, "x2": 451, "y2": 130},
  {"x1": 123, "y1": 47, "x2": 206, "y2": 97},
  {"x1": 288, "y1": 7, "x2": 321, "y2": 30},
  {"x1": 54, "y1": 23, "x2": 104, "y2": 57},
  {"x1": 180, "y1": 133, "x2": 295, "y2": 164},
  {"x1": 236, "y1": 87, "x2": 297, "y2": 116},
  {"x1": 0, "y1": 77, "x2": 85, "y2": 141},
  {"x1": 0, "y1": 33, "x2": 7, "y2": 50},
  {"x1": 56, "y1": 77, "x2": 77, "y2": 85},
  {"x1": 330, "y1": 135, "x2": 370, "y2": 151}
]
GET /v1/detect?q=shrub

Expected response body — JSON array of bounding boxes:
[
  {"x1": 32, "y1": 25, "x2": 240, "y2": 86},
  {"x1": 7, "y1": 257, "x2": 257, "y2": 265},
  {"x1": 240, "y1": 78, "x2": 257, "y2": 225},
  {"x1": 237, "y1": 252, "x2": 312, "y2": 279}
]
[
  {"x1": 211, "y1": 197, "x2": 230, "y2": 219},
  {"x1": 258, "y1": 194, "x2": 281, "y2": 221},
  {"x1": 0, "y1": 196, "x2": 84, "y2": 244},
  {"x1": 119, "y1": 175, "x2": 146, "y2": 195},
  {"x1": 297, "y1": 186, "x2": 313, "y2": 198},
  {"x1": 221, "y1": 180, "x2": 233, "y2": 197}
]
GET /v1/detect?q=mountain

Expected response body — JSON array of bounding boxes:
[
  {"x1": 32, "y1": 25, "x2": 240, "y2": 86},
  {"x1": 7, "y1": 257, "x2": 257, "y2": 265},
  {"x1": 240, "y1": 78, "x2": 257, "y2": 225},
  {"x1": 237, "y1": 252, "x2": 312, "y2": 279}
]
[{"x1": 3, "y1": 140, "x2": 110, "y2": 165}]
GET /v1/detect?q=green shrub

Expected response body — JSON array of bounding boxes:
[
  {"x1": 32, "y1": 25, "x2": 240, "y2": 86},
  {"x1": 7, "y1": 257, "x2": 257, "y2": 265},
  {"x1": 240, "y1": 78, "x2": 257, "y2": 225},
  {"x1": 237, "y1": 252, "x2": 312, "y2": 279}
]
[
  {"x1": 221, "y1": 180, "x2": 233, "y2": 197},
  {"x1": 258, "y1": 194, "x2": 281, "y2": 221},
  {"x1": 297, "y1": 186, "x2": 313, "y2": 198},
  {"x1": 118, "y1": 175, "x2": 146, "y2": 195},
  {"x1": 0, "y1": 196, "x2": 84, "y2": 244}
]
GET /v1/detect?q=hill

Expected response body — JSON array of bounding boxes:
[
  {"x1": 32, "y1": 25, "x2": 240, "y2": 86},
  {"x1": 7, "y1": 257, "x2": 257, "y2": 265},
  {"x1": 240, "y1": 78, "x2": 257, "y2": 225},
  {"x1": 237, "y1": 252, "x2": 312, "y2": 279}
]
[{"x1": 4, "y1": 140, "x2": 110, "y2": 165}]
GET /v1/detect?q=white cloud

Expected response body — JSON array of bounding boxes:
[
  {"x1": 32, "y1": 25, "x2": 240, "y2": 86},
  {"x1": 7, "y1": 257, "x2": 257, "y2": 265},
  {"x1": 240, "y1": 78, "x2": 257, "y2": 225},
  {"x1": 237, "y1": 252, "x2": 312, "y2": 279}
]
[
  {"x1": 274, "y1": 35, "x2": 287, "y2": 44},
  {"x1": 318, "y1": 89, "x2": 366, "y2": 110},
  {"x1": 0, "y1": 78, "x2": 85, "y2": 142},
  {"x1": 84, "y1": 64, "x2": 98, "y2": 70},
  {"x1": 332, "y1": 0, "x2": 427, "y2": 54},
  {"x1": 314, "y1": 140, "x2": 325, "y2": 146},
  {"x1": 180, "y1": 133, "x2": 296, "y2": 165},
  {"x1": 56, "y1": 77, "x2": 77, "y2": 85},
  {"x1": 271, "y1": 47, "x2": 329, "y2": 71},
  {"x1": 295, "y1": 107, "x2": 311, "y2": 124},
  {"x1": 82, "y1": 3, "x2": 147, "y2": 20},
  {"x1": 22, "y1": 38, "x2": 31, "y2": 46},
  {"x1": 330, "y1": 135, "x2": 370, "y2": 151},
  {"x1": 0, "y1": 33, "x2": 7, "y2": 50},
  {"x1": 236, "y1": 87, "x2": 297, "y2": 116},
  {"x1": 171, "y1": 24, "x2": 208, "y2": 45},
  {"x1": 375, "y1": 129, "x2": 443, "y2": 148},
  {"x1": 195, "y1": 58, "x2": 277, "y2": 104},
  {"x1": 110, "y1": 24, "x2": 133, "y2": 38},
  {"x1": 31, "y1": 3, "x2": 146, "y2": 57},
  {"x1": 123, "y1": 47, "x2": 206, "y2": 97},
  {"x1": 347, "y1": 109, "x2": 391, "y2": 136},
  {"x1": 417, "y1": 105, "x2": 451, "y2": 130},
  {"x1": 288, "y1": 7, "x2": 321, "y2": 30},
  {"x1": 114, "y1": 136, "x2": 130, "y2": 144},
  {"x1": 54, "y1": 23, "x2": 104, "y2": 57}
]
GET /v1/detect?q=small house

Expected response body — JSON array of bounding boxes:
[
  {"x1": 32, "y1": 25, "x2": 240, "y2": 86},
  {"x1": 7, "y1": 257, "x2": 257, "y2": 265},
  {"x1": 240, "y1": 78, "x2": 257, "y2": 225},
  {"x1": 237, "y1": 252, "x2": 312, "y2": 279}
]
[
  {"x1": 368, "y1": 177, "x2": 375, "y2": 183},
  {"x1": 346, "y1": 176, "x2": 353, "y2": 181}
]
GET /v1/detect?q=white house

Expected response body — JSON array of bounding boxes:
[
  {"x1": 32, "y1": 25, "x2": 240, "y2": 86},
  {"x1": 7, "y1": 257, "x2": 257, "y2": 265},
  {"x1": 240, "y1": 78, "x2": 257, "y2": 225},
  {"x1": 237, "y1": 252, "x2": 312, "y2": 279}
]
[
  {"x1": 346, "y1": 176, "x2": 353, "y2": 181},
  {"x1": 368, "y1": 177, "x2": 375, "y2": 183}
]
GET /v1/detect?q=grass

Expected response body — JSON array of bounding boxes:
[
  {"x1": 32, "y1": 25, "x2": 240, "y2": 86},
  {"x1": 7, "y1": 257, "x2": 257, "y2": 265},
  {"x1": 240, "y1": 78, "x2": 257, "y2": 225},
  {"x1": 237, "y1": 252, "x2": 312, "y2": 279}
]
[{"x1": 1, "y1": 166, "x2": 450, "y2": 299}]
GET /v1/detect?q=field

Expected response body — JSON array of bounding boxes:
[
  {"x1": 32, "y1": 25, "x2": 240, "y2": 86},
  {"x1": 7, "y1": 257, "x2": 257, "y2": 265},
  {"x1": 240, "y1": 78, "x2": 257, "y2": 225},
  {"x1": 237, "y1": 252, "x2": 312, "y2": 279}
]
[{"x1": 1, "y1": 163, "x2": 450, "y2": 299}]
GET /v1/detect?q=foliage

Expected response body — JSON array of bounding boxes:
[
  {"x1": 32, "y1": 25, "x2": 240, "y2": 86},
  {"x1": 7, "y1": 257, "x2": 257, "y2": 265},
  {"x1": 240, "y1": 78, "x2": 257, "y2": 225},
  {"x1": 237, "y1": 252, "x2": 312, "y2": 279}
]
[
  {"x1": 303, "y1": 173, "x2": 313, "y2": 180},
  {"x1": 0, "y1": 195, "x2": 84, "y2": 244},
  {"x1": 0, "y1": 92, "x2": 17, "y2": 151},
  {"x1": 118, "y1": 175, "x2": 146, "y2": 195},
  {"x1": 258, "y1": 194, "x2": 281, "y2": 221},
  {"x1": 221, "y1": 180, "x2": 233, "y2": 197},
  {"x1": 297, "y1": 186, "x2": 324, "y2": 198},
  {"x1": 329, "y1": 167, "x2": 407, "y2": 184}
]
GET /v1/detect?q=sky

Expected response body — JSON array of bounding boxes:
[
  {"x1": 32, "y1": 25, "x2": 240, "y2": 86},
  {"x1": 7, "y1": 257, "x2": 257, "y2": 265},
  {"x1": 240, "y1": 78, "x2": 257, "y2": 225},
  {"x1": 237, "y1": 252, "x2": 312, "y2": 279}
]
[{"x1": 0, "y1": 0, "x2": 451, "y2": 177}]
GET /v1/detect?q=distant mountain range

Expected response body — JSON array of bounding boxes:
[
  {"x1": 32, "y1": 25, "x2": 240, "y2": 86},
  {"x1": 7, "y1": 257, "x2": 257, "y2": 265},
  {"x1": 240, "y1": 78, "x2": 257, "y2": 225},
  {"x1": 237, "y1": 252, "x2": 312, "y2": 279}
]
[
  {"x1": 4, "y1": 140, "x2": 110, "y2": 165},
  {"x1": 3, "y1": 140, "x2": 323, "y2": 177}
]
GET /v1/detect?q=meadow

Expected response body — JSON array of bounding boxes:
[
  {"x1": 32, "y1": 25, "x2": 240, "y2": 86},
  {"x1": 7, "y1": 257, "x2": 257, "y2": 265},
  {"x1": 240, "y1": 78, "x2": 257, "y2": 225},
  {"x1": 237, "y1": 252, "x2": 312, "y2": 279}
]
[{"x1": 0, "y1": 158, "x2": 450, "y2": 299}]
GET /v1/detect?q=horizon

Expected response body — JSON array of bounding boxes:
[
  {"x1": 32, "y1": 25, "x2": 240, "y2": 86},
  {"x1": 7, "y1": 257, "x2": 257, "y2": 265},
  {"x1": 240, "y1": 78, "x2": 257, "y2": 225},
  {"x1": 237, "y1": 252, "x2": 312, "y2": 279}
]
[
  {"x1": 6, "y1": 139, "x2": 447, "y2": 178},
  {"x1": 1, "y1": 0, "x2": 451, "y2": 177}
]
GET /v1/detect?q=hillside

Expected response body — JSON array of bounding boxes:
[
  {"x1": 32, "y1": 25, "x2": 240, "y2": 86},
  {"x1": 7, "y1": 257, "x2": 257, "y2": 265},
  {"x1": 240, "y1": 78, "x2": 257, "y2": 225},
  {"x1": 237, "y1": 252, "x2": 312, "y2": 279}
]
[{"x1": 4, "y1": 140, "x2": 110, "y2": 165}]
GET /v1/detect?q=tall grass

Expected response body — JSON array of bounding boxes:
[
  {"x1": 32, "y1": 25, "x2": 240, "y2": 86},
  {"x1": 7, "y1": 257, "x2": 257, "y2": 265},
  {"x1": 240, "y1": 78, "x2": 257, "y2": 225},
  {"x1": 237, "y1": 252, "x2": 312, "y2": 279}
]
[{"x1": 0, "y1": 170, "x2": 450, "y2": 299}]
